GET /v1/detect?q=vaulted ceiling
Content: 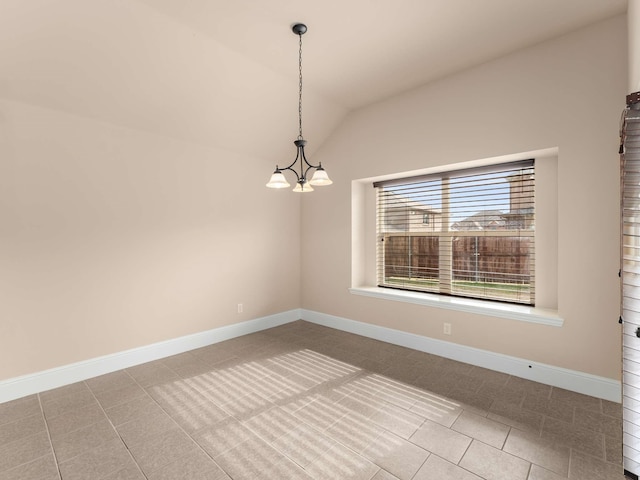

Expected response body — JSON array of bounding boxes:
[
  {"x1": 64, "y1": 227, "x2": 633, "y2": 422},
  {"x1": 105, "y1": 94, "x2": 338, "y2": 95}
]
[{"x1": 0, "y1": 0, "x2": 627, "y2": 164}]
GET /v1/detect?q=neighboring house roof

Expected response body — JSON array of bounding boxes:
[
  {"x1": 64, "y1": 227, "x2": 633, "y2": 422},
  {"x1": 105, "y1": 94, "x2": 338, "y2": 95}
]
[{"x1": 451, "y1": 210, "x2": 506, "y2": 231}]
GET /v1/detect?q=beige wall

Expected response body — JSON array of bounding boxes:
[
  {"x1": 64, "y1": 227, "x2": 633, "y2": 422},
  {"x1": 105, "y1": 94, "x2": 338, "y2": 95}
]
[
  {"x1": 0, "y1": 99, "x2": 302, "y2": 381},
  {"x1": 302, "y1": 16, "x2": 626, "y2": 380},
  {"x1": 0, "y1": 8, "x2": 626, "y2": 386}
]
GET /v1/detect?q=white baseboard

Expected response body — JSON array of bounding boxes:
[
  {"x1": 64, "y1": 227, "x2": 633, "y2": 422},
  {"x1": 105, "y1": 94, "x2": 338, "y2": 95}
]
[
  {"x1": 0, "y1": 307, "x2": 621, "y2": 404},
  {"x1": 0, "y1": 309, "x2": 301, "y2": 404},
  {"x1": 301, "y1": 309, "x2": 622, "y2": 403}
]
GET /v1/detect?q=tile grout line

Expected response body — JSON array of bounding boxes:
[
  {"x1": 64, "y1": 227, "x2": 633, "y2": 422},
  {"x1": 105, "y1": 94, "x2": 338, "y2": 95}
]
[
  {"x1": 36, "y1": 392, "x2": 63, "y2": 480},
  {"x1": 84, "y1": 375, "x2": 150, "y2": 480}
]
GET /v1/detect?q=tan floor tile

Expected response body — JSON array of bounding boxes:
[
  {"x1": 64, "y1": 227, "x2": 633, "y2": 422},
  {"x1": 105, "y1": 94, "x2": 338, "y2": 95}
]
[
  {"x1": 145, "y1": 448, "x2": 223, "y2": 480},
  {"x1": 350, "y1": 356, "x2": 389, "y2": 374},
  {"x1": 46, "y1": 403, "x2": 106, "y2": 439},
  {"x1": 58, "y1": 438, "x2": 133, "y2": 480},
  {"x1": 574, "y1": 407, "x2": 622, "y2": 438},
  {"x1": 410, "y1": 419, "x2": 472, "y2": 464},
  {"x1": 568, "y1": 450, "x2": 624, "y2": 479},
  {"x1": 370, "y1": 470, "x2": 401, "y2": 480},
  {"x1": 469, "y1": 367, "x2": 511, "y2": 387},
  {"x1": 220, "y1": 392, "x2": 274, "y2": 421},
  {"x1": 93, "y1": 382, "x2": 146, "y2": 410},
  {"x1": 40, "y1": 387, "x2": 97, "y2": 419},
  {"x1": 0, "y1": 396, "x2": 40, "y2": 427},
  {"x1": 369, "y1": 402, "x2": 425, "y2": 439},
  {"x1": 178, "y1": 370, "x2": 227, "y2": 394},
  {"x1": 604, "y1": 434, "x2": 622, "y2": 464},
  {"x1": 191, "y1": 342, "x2": 238, "y2": 363},
  {"x1": 522, "y1": 394, "x2": 575, "y2": 423},
  {"x1": 446, "y1": 387, "x2": 494, "y2": 413},
  {"x1": 410, "y1": 374, "x2": 452, "y2": 398},
  {"x1": 147, "y1": 379, "x2": 219, "y2": 412},
  {"x1": 0, "y1": 413, "x2": 46, "y2": 448},
  {"x1": 243, "y1": 373, "x2": 298, "y2": 399},
  {"x1": 170, "y1": 360, "x2": 217, "y2": 379},
  {"x1": 128, "y1": 428, "x2": 198, "y2": 475},
  {"x1": 601, "y1": 400, "x2": 622, "y2": 418},
  {"x1": 305, "y1": 442, "x2": 380, "y2": 480},
  {"x1": 451, "y1": 410, "x2": 510, "y2": 448},
  {"x1": 325, "y1": 412, "x2": 385, "y2": 453},
  {"x1": 293, "y1": 396, "x2": 350, "y2": 431},
  {"x1": 104, "y1": 393, "x2": 164, "y2": 426},
  {"x1": 542, "y1": 417, "x2": 605, "y2": 459},
  {"x1": 0, "y1": 432, "x2": 52, "y2": 474},
  {"x1": 242, "y1": 406, "x2": 300, "y2": 443},
  {"x1": 200, "y1": 379, "x2": 255, "y2": 407},
  {"x1": 39, "y1": 382, "x2": 89, "y2": 405},
  {"x1": 0, "y1": 453, "x2": 58, "y2": 480},
  {"x1": 503, "y1": 428, "x2": 570, "y2": 476},
  {"x1": 52, "y1": 418, "x2": 120, "y2": 462},
  {"x1": 178, "y1": 469, "x2": 231, "y2": 480},
  {"x1": 272, "y1": 423, "x2": 338, "y2": 468},
  {"x1": 478, "y1": 383, "x2": 526, "y2": 406},
  {"x1": 440, "y1": 372, "x2": 485, "y2": 394},
  {"x1": 160, "y1": 351, "x2": 201, "y2": 370},
  {"x1": 336, "y1": 390, "x2": 386, "y2": 418},
  {"x1": 195, "y1": 417, "x2": 255, "y2": 457},
  {"x1": 504, "y1": 377, "x2": 552, "y2": 398},
  {"x1": 215, "y1": 436, "x2": 306, "y2": 480},
  {"x1": 527, "y1": 464, "x2": 569, "y2": 480},
  {"x1": 410, "y1": 396, "x2": 463, "y2": 428},
  {"x1": 551, "y1": 388, "x2": 602, "y2": 412},
  {"x1": 126, "y1": 361, "x2": 179, "y2": 388},
  {"x1": 362, "y1": 430, "x2": 429, "y2": 480},
  {"x1": 351, "y1": 374, "x2": 421, "y2": 410},
  {"x1": 267, "y1": 386, "x2": 317, "y2": 412},
  {"x1": 459, "y1": 440, "x2": 530, "y2": 480},
  {"x1": 381, "y1": 363, "x2": 424, "y2": 384},
  {"x1": 86, "y1": 371, "x2": 137, "y2": 394},
  {"x1": 102, "y1": 465, "x2": 147, "y2": 479},
  {"x1": 488, "y1": 399, "x2": 544, "y2": 434},
  {"x1": 0, "y1": 323, "x2": 624, "y2": 480},
  {"x1": 116, "y1": 410, "x2": 178, "y2": 448},
  {"x1": 169, "y1": 401, "x2": 230, "y2": 435},
  {"x1": 438, "y1": 358, "x2": 476, "y2": 376},
  {"x1": 413, "y1": 454, "x2": 481, "y2": 480}
]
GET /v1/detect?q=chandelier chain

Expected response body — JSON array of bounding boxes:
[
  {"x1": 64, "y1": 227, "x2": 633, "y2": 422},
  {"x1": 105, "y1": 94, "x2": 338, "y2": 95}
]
[{"x1": 298, "y1": 32, "x2": 303, "y2": 140}]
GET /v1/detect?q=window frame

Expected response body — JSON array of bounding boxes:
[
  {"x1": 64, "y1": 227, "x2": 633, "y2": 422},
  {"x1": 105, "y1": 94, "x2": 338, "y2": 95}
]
[
  {"x1": 374, "y1": 160, "x2": 536, "y2": 306},
  {"x1": 349, "y1": 149, "x2": 560, "y2": 326}
]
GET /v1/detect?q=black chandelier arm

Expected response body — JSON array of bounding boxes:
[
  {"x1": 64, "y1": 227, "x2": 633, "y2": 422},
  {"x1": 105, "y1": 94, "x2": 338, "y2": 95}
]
[
  {"x1": 279, "y1": 142, "x2": 304, "y2": 175},
  {"x1": 299, "y1": 147, "x2": 321, "y2": 179},
  {"x1": 277, "y1": 139, "x2": 322, "y2": 184},
  {"x1": 279, "y1": 165, "x2": 302, "y2": 183}
]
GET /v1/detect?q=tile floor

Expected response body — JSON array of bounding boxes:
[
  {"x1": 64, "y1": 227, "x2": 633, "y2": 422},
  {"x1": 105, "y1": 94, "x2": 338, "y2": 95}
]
[{"x1": 0, "y1": 320, "x2": 626, "y2": 480}]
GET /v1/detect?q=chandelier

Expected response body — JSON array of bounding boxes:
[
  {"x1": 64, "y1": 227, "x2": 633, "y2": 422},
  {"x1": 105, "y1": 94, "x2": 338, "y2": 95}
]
[{"x1": 266, "y1": 23, "x2": 332, "y2": 193}]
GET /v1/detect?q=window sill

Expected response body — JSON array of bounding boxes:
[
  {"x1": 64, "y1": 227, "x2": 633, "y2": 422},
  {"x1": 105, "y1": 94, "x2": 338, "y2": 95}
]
[{"x1": 349, "y1": 287, "x2": 563, "y2": 327}]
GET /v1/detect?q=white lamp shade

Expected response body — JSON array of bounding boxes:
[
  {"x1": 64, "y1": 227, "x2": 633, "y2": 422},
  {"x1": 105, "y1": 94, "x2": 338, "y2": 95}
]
[
  {"x1": 309, "y1": 168, "x2": 333, "y2": 186},
  {"x1": 293, "y1": 181, "x2": 314, "y2": 193},
  {"x1": 266, "y1": 171, "x2": 290, "y2": 188}
]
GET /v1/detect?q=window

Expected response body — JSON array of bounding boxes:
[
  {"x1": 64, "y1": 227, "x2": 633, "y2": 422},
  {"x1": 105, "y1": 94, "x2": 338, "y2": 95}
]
[{"x1": 374, "y1": 160, "x2": 535, "y2": 305}]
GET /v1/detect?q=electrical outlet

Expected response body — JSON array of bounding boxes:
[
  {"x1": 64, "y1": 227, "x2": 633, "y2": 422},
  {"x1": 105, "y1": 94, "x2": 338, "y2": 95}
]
[
  {"x1": 443, "y1": 323, "x2": 452, "y2": 335},
  {"x1": 237, "y1": 303, "x2": 243, "y2": 314}
]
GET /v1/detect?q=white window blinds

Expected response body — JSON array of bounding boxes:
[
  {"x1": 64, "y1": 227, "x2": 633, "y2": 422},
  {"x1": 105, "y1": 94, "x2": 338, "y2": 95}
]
[
  {"x1": 375, "y1": 160, "x2": 535, "y2": 305},
  {"x1": 622, "y1": 101, "x2": 640, "y2": 477}
]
